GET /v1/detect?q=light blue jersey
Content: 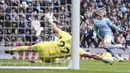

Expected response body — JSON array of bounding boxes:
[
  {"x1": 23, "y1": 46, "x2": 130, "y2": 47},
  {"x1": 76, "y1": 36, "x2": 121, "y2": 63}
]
[
  {"x1": 94, "y1": 17, "x2": 125, "y2": 61},
  {"x1": 94, "y1": 18, "x2": 122, "y2": 39}
]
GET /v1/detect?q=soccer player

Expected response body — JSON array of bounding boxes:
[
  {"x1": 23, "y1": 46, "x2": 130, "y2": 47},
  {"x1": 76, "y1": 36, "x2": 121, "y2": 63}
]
[
  {"x1": 94, "y1": 8, "x2": 126, "y2": 62},
  {"x1": 5, "y1": 13, "x2": 113, "y2": 65}
]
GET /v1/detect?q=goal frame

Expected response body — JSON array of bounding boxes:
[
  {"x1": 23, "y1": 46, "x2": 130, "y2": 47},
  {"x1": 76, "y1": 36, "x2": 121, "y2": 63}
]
[{"x1": 0, "y1": 0, "x2": 80, "y2": 70}]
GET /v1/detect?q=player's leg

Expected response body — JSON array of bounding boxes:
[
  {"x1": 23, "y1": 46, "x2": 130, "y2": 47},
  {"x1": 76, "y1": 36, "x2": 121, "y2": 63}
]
[
  {"x1": 105, "y1": 44, "x2": 125, "y2": 62},
  {"x1": 5, "y1": 46, "x2": 30, "y2": 55},
  {"x1": 103, "y1": 35, "x2": 124, "y2": 62},
  {"x1": 104, "y1": 35, "x2": 125, "y2": 51},
  {"x1": 29, "y1": 59, "x2": 43, "y2": 63},
  {"x1": 29, "y1": 58, "x2": 64, "y2": 64},
  {"x1": 106, "y1": 49, "x2": 123, "y2": 62},
  {"x1": 85, "y1": 52, "x2": 113, "y2": 64},
  {"x1": 5, "y1": 42, "x2": 42, "y2": 55},
  {"x1": 31, "y1": 42, "x2": 60, "y2": 63},
  {"x1": 52, "y1": 58, "x2": 64, "y2": 64},
  {"x1": 79, "y1": 48, "x2": 114, "y2": 65},
  {"x1": 105, "y1": 44, "x2": 125, "y2": 51}
]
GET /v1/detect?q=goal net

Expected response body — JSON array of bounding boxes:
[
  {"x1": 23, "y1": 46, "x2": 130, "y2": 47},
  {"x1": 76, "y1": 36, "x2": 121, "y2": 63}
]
[{"x1": 0, "y1": 0, "x2": 80, "y2": 69}]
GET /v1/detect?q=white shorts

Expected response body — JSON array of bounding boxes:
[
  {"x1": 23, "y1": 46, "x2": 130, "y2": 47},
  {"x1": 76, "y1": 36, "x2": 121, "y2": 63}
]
[{"x1": 104, "y1": 35, "x2": 114, "y2": 43}]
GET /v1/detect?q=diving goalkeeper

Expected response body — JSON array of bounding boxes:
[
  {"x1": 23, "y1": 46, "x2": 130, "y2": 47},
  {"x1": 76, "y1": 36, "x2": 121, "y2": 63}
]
[{"x1": 5, "y1": 13, "x2": 114, "y2": 64}]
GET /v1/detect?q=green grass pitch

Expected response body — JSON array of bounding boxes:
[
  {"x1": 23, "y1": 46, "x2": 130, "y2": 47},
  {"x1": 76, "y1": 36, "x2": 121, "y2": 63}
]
[{"x1": 0, "y1": 60, "x2": 130, "y2": 73}]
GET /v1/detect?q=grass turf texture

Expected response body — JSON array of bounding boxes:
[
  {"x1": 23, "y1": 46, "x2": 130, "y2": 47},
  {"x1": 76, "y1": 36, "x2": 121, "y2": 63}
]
[{"x1": 0, "y1": 60, "x2": 130, "y2": 73}]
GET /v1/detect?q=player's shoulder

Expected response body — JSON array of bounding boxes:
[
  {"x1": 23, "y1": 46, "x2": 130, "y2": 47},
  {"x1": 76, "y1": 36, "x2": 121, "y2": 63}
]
[
  {"x1": 58, "y1": 30, "x2": 71, "y2": 38},
  {"x1": 94, "y1": 18, "x2": 101, "y2": 26},
  {"x1": 103, "y1": 17, "x2": 110, "y2": 21}
]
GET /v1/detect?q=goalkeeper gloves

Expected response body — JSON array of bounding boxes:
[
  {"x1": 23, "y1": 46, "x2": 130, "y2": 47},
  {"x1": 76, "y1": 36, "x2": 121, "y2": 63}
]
[
  {"x1": 5, "y1": 49, "x2": 14, "y2": 55},
  {"x1": 44, "y1": 13, "x2": 54, "y2": 23}
]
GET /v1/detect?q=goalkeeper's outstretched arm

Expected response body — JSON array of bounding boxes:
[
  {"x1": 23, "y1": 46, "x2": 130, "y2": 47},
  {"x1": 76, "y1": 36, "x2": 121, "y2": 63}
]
[{"x1": 45, "y1": 13, "x2": 61, "y2": 34}]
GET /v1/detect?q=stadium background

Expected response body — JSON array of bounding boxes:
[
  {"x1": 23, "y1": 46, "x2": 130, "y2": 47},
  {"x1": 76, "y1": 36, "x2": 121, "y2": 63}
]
[
  {"x1": 0, "y1": 0, "x2": 130, "y2": 60},
  {"x1": 0, "y1": 0, "x2": 130, "y2": 73}
]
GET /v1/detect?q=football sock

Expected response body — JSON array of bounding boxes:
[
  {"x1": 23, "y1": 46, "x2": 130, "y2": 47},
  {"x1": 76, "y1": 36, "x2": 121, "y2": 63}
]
[{"x1": 107, "y1": 49, "x2": 122, "y2": 60}]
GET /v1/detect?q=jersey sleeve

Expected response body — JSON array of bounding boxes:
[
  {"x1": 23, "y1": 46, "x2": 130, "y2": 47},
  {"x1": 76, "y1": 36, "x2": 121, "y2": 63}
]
[
  {"x1": 106, "y1": 18, "x2": 123, "y2": 32},
  {"x1": 106, "y1": 18, "x2": 113, "y2": 26}
]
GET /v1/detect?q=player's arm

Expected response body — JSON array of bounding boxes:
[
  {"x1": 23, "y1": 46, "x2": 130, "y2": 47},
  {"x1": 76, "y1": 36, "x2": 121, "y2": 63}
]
[
  {"x1": 45, "y1": 13, "x2": 71, "y2": 40},
  {"x1": 107, "y1": 18, "x2": 125, "y2": 33},
  {"x1": 45, "y1": 13, "x2": 61, "y2": 34}
]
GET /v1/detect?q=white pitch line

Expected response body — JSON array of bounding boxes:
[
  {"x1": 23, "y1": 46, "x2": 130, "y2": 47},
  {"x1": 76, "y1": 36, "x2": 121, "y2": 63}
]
[{"x1": 81, "y1": 68, "x2": 130, "y2": 72}]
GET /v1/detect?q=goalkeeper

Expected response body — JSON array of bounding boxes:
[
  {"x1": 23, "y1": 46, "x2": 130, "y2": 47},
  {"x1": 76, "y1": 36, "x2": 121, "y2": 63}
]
[{"x1": 5, "y1": 13, "x2": 114, "y2": 65}]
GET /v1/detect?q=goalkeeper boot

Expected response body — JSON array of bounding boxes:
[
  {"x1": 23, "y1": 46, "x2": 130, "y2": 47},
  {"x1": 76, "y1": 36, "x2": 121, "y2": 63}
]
[
  {"x1": 53, "y1": 58, "x2": 64, "y2": 64},
  {"x1": 5, "y1": 49, "x2": 14, "y2": 55},
  {"x1": 29, "y1": 60, "x2": 36, "y2": 64},
  {"x1": 29, "y1": 59, "x2": 43, "y2": 64},
  {"x1": 103, "y1": 57, "x2": 114, "y2": 65}
]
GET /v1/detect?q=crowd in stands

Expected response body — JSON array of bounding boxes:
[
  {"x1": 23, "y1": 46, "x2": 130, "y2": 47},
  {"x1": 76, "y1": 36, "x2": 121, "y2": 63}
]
[{"x1": 0, "y1": 0, "x2": 130, "y2": 49}]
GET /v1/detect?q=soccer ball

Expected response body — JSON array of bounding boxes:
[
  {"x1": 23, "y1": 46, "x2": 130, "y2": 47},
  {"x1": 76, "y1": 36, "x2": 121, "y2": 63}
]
[{"x1": 101, "y1": 52, "x2": 113, "y2": 58}]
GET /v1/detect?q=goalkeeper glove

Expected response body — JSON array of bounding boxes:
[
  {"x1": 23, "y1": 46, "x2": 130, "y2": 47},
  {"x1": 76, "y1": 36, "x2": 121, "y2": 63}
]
[
  {"x1": 5, "y1": 49, "x2": 14, "y2": 55},
  {"x1": 44, "y1": 13, "x2": 54, "y2": 23}
]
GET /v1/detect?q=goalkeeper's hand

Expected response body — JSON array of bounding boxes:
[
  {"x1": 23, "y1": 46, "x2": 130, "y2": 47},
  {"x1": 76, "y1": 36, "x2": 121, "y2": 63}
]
[
  {"x1": 5, "y1": 49, "x2": 14, "y2": 55},
  {"x1": 44, "y1": 13, "x2": 54, "y2": 23}
]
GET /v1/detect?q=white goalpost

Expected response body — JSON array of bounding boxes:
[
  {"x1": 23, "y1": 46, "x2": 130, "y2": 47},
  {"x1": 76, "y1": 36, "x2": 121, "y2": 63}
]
[
  {"x1": 71, "y1": 0, "x2": 80, "y2": 70},
  {"x1": 0, "y1": 0, "x2": 80, "y2": 70}
]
